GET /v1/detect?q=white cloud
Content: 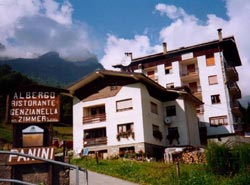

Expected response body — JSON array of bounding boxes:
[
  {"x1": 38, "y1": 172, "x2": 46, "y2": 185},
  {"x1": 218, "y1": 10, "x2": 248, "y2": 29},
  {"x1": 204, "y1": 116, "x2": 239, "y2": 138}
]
[
  {"x1": 100, "y1": 34, "x2": 159, "y2": 69},
  {"x1": 43, "y1": 0, "x2": 73, "y2": 25},
  {"x1": 0, "y1": 0, "x2": 96, "y2": 60},
  {"x1": 155, "y1": 3, "x2": 197, "y2": 21},
  {"x1": 100, "y1": 0, "x2": 250, "y2": 96}
]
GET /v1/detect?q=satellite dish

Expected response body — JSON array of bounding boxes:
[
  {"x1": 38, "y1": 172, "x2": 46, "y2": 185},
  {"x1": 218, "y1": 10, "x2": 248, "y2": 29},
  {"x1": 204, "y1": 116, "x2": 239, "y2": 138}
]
[
  {"x1": 121, "y1": 54, "x2": 132, "y2": 66},
  {"x1": 164, "y1": 117, "x2": 172, "y2": 125}
]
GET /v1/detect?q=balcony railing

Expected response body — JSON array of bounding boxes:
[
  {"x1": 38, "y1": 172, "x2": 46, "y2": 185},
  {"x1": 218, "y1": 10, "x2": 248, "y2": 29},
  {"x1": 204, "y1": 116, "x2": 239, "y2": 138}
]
[
  {"x1": 228, "y1": 82, "x2": 241, "y2": 99},
  {"x1": 180, "y1": 69, "x2": 199, "y2": 82},
  {"x1": 82, "y1": 113, "x2": 106, "y2": 124},
  {"x1": 226, "y1": 66, "x2": 239, "y2": 82},
  {"x1": 83, "y1": 137, "x2": 107, "y2": 147},
  {"x1": 180, "y1": 68, "x2": 199, "y2": 77},
  {"x1": 230, "y1": 100, "x2": 243, "y2": 117}
]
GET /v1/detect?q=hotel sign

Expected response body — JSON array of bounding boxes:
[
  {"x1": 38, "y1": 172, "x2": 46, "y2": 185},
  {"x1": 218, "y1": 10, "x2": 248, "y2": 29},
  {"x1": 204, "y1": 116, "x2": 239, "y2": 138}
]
[
  {"x1": 9, "y1": 86, "x2": 60, "y2": 123},
  {"x1": 8, "y1": 147, "x2": 55, "y2": 165}
]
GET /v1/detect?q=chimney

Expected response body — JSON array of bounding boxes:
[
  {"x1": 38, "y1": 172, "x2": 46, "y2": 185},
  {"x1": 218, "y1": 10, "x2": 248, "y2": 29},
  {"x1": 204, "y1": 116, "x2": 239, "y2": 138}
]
[
  {"x1": 163, "y1": 42, "x2": 167, "y2": 54},
  {"x1": 125, "y1": 52, "x2": 133, "y2": 60},
  {"x1": 217, "y1": 28, "x2": 223, "y2": 41}
]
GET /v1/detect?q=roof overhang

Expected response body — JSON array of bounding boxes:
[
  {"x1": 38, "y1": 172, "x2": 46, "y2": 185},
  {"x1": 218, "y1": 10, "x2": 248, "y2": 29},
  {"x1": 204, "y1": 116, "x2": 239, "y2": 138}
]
[
  {"x1": 113, "y1": 36, "x2": 242, "y2": 68},
  {"x1": 67, "y1": 70, "x2": 180, "y2": 102}
]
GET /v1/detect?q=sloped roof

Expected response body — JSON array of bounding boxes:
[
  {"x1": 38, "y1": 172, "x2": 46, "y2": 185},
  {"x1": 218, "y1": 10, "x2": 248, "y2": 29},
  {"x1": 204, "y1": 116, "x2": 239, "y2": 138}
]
[{"x1": 67, "y1": 70, "x2": 202, "y2": 104}]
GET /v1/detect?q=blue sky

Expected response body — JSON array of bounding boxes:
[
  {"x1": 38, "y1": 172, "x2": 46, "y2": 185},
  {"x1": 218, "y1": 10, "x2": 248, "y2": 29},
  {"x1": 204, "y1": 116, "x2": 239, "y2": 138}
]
[
  {"x1": 71, "y1": 0, "x2": 227, "y2": 40},
  {"x1": 0, "y1": 0, "x2": 250, "y2": 96}
]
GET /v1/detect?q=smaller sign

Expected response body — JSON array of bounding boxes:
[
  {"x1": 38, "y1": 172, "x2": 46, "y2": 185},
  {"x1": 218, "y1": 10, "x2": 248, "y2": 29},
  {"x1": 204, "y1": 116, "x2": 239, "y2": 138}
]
[{"x1": 8, "y1": 147, "x2": 54, "y2": 165}]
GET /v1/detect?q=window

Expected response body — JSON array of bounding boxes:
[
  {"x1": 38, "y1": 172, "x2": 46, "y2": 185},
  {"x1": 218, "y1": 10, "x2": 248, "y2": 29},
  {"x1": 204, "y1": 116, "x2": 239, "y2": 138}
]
[
  {"x1": 110, "y1": 85, "x2": 117, "y2": 90},
  {"x1": 90, "y1": 106, "x2": 105, "y2": 115},
  {"x1": 211, "y1": 94, "x2": 221, "y2": 104},
  {"x1": 152, "y1": 125, "x2": 162, "y2": 141},
  {"x1": 187, "y1": 64, "x2": 195, "y2": 73},
  {"x1": 165, "y1": 65, "x2": 173, "y2": 74},
  {"x1": 166, "y1": 83, "x2": 174, "y2": 89},
  {"x1": 116, "y1": 99, "x2": 132, "y2": 112},
  {"x1": 117, "y1": 123, "x2": 134, "y2": 140},
  {"x1": 167, "y1": 127, "x2": 180, "y2": 144},
  {"x1": 152, "y1": 125, "x2": 159, "y2": 132},
  {"x1": 166, "y1": 105, "x2": 176, "y2": 116},
  {"x1": 208, "y1": 75, "x2": 218, "y2": 85},
  {"x1": 84, "y1": 127, "x2": 106, "y2": 139},
  {"x1": 206, "y1": 54, "x2": 215, "y2": 66},
  {"x1": 150, "y1": 102, "x2": 158, "y2": 114},
  {"x1": 210, "y1": 116, "x2": 228, "y2": 126},
  {"x1": 117, "y1": 123, "x2": 133, "y2": 133}
]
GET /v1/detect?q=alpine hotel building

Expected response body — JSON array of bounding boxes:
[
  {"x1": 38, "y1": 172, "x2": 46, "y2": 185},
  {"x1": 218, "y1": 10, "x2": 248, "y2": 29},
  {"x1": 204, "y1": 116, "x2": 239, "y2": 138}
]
[{"x1": 68, "y1": 29, "x2": 242, "y2": 159}]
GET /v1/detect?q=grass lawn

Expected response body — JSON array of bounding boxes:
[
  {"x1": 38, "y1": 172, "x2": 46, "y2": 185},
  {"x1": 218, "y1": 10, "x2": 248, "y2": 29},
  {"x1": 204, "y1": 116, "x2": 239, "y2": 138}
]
[{"x1": 71, "y1": 157, "x2": 250, "y2": 185}]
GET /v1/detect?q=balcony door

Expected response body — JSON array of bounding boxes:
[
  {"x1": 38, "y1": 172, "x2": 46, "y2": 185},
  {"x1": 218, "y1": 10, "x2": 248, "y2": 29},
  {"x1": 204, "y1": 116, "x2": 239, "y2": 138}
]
[{"x1": 187, "y1": 64, "x2": 195, "y2": 74}]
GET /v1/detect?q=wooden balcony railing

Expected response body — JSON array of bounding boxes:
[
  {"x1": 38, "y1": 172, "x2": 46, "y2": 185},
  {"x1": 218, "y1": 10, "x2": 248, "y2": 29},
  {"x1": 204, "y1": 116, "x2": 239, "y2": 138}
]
[
  {"x1": 228, "y1": 82, "x2": 241, "y2": 99},
  {"x1": 82, "y1": 113, "x2": 106, "y2": 124},
  {"x1": 180, "y1": 68, "x2": 199, "y2": 77},
  {"x1": 83, "y1": 137, "x2": 107, "y2": 147},
  {"x1": 226, "y1": 66, "x2": 239, "y2": 81},
  {"x1": 230, "y1": 100, "x2": 243, "y2": 117}
]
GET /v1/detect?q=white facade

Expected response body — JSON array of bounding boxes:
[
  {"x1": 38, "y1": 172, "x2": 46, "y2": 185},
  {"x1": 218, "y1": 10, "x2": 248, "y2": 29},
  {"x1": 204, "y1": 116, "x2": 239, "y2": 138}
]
[
  {"x1": 69, "y1": 72, "x2": 201, "y2": 158},
  {"x1": 139, "y1": 52, "x2": 236, "y2": 137}
]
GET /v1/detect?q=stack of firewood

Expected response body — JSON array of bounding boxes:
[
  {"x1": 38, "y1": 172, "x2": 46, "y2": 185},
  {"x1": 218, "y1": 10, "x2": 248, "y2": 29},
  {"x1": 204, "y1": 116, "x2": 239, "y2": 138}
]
[{"x1": 180, "y1": 149, "x2": 206, "y2": 164}]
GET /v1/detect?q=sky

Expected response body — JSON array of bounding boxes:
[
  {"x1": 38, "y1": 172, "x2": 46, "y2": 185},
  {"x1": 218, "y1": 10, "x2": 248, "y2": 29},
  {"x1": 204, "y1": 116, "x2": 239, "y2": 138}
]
[{"x1": 0, "y1": 0, "x2": 250, "y2": 97}]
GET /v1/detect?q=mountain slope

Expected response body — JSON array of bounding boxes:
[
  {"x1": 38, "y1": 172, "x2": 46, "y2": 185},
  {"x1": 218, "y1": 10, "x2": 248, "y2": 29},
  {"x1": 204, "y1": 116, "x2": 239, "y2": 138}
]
[{"x1": 0, "y1": 52, "x2": 103, "y2": 87}]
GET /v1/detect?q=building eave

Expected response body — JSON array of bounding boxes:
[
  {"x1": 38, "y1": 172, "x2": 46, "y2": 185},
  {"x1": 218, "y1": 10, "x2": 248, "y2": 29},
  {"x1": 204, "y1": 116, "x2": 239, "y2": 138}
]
[
  {"x1": 113, "y1": 36, "x2": 242, "y2": 69},
  {"x1": 67, "y1": 70, "x2": 180, "y2": 101}
]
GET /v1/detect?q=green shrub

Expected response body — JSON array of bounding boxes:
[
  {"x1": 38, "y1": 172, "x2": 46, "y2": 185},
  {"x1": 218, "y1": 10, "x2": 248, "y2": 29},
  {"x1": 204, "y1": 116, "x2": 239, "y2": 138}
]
[
  {"x1": 205, "y1": 142, "x2": 231, "y2": 175},
  {"x1": 231, "y1": 143, "x2": 250, "y2": 173},
  {"x1": 226, "y1": 172, "x2": 250, "y2": 185}
]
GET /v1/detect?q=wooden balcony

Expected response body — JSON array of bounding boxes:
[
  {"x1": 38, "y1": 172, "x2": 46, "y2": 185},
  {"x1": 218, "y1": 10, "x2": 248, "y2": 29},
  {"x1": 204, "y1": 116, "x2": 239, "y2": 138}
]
[
  {"x1": 180, "y1": 69, "x2": 199, "y2": 82},
  {"x1": 83, "y1": 137, "x2": 107, "y2": 147},
  {"x1": 226, "y1": 67, "x2": 239, "y2": 82},
  {"x1": 192, "y1": 87, "x2": 202, "y2": 101},
  {"x1": 82, "y1": 113, "x2": 106, "y2": 124},
  {"x1": 196, "y1": 104, "x2": 204, "y2": 114},
  {"x1": 228, "y1": 82, "x2": 241, "y2": 99},
  {"x1": 230, "y1": 101, "x2": 243, "y2": 117}
]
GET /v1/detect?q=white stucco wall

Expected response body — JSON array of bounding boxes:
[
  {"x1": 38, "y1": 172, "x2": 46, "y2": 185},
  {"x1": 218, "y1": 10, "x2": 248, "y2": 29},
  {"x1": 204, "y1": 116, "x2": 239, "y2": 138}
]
[
  {"x1": 72, "y1": 83, "x2": 145, "y2": 153},
  {"x1": 72, "y1": 81, "x2": 201, "y2": 155},
  {"x1": 197, "y1": 53, "x2": 234, "y2": 135},
  {"x1": 140, "y1": 84, "x2": 165, "y2": 146},
  {"x1": 153, "y1": 53, "x2": 235, "y2": 137},
  {"x1": 157, "y1": 62, "x2": 182, "y2": 88}
]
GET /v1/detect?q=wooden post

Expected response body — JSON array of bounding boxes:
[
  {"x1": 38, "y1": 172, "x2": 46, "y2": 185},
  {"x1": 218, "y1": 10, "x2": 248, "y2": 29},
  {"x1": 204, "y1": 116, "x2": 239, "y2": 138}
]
[
  {"x1": 95, "y1": 152, "x2": 99, "y2": 164},
  {"x1": 176, "y1": 161, "x2": 180, "y2": 177}
]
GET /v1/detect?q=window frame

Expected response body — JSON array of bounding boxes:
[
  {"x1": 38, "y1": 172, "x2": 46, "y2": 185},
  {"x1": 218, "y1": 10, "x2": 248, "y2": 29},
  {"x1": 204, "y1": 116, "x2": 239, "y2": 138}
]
[
  {"x1": 150, "y1": 102, "x2": 158, "y2": 114},
  {"x1": 166, "y1": 105, "x2": 176, "y2": 116},
  {"x1": 206, "y1": 53, "x2": 215, "y2": 66},
  {"x1": 211, "y1": 94, "x2": 221, "y2": 104},
  {"x1": 165, "y1": 65, "x2": 173, "y2": 74},
  {"x1": 116, "y1": 98, "x2": 133, "y2": 112},
  {"x1": 117, "y1": 123, "x2": 133, "y2": 133},
  {"x1": 208, "y1": 75, "x2": 218, "y2": 85},
  {"x1": 209, "y1": 115, "x2": 228, "y2": 127}
]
